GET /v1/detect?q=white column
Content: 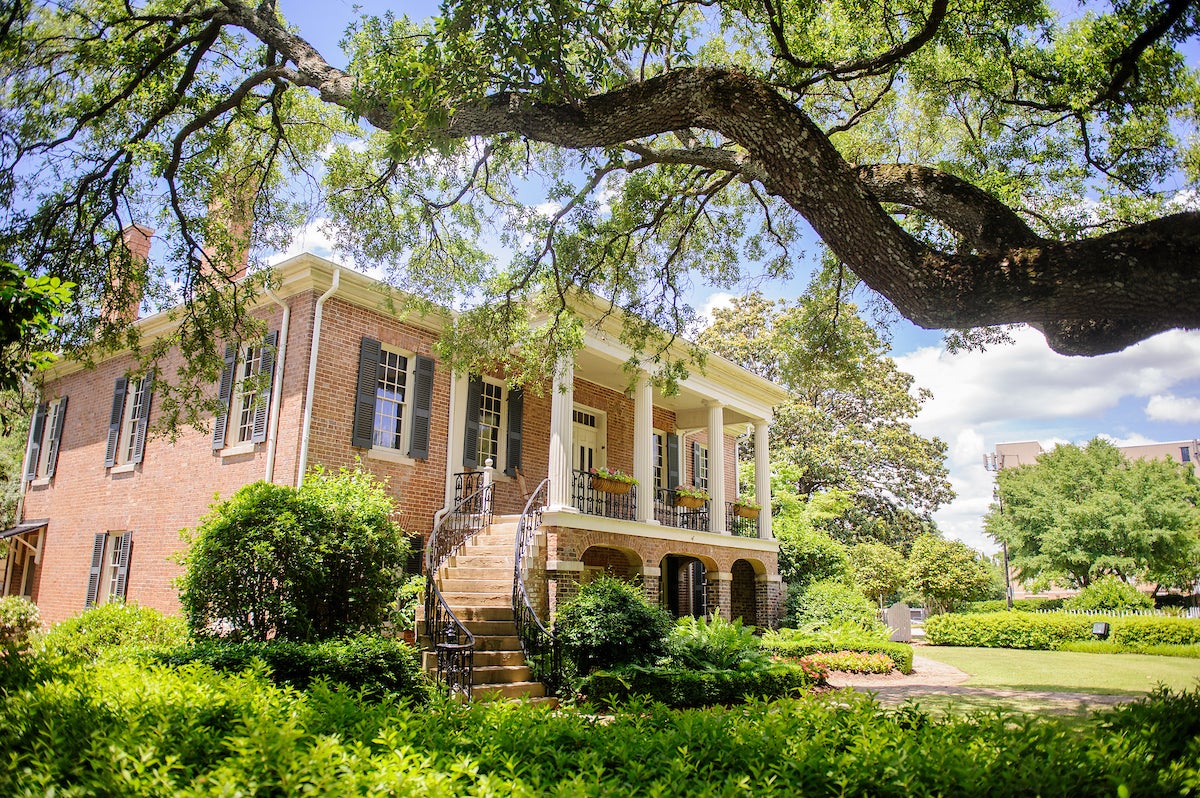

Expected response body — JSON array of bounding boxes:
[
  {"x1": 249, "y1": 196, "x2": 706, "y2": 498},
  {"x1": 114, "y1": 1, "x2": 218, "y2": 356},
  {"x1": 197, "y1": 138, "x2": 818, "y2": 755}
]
[
  {"x1": 632, "y1": 372, "x2": 655, "y2": 523},
  {"x1": 547, "y1": 356, "x2": 577, "y2": 512},
  {"x1": 754, "y1": 419, "x2": 772, "y2": 539},
  {"x1": 706, "y1": 401, "x2": 726, "y2": 534}
]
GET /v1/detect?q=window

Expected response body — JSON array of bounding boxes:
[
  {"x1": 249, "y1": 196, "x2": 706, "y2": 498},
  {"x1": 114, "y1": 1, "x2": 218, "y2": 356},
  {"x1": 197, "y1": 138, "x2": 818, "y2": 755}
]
[
  {"x1": 212, "y1": 331, "x2": 278, "y2": 451},
  {"x1": 1181, "y1": 446, "x2": 1192, "y2": 463},
  {"x1": 692, "y1": 441, "x2": 710, "y2": 490},
  {"x1": 23, "y1": 396, "x2": 68, "y2": 482},
  {"x1": 653, "y1": 432, "x2": 665, "y2": 489},
  {"x1": 85, "y1": 531, "x2": 131, "y2": 607},
  {"x1": 105, "y1": 375, "x2": 153, "y2": 468},
  {"x1": 463, "y1": 376, "x2": 524, "y2": 474},
  {"x1": 352, "y1": 337, "x2": 435, "y2": 459}
]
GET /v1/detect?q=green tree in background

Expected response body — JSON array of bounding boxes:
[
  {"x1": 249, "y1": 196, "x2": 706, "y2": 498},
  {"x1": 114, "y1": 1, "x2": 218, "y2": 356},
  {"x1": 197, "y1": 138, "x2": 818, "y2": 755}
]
[
  {"x1": 1, "y1": 0, "x2": 1197, "y2": 428},
  {"x1": 907, "y1": 533, "x2": 995, "y2": 614},
  {"x1": 704, "y1": 290, "x2": 952, "y2": 549},
  {"x1": 986, "y1": 439, "x2": 1200, "y2": 592},
  {"x1": 847, "y1": 542, "x2": 908, "y2": 608}
]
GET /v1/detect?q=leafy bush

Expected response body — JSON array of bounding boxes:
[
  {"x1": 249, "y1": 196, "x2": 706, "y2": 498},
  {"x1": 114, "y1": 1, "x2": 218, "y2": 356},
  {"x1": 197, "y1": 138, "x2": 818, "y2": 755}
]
[
  {"x1": 393, "y1": 574, "x2": 425, "y2": 633},
  {"x1": 786, "y1": 578, "x2": 881, "y2": 632},
  {"x1": 1109, "y1": 616, "x2": 1200, "y2": 648},
  {"x1": 1064, "y1": 576, "x2": 1155, "y2": 612},
  {"x1": 555, "y1": 575, "x2": 671, "y2": 673},
  {"x1": 38, "y1": 602, "x2": 187, "y2": 663},
  {"x1": 179, "y1": 466, "x2": 410, "y2": 642},
  {"x1": 0, "y1": 596, "x2": 40, "y2": 653},
  {"x1": 667, "y1": 614, "x2": 771, "y2": 671},
  {"x1": 959, "y1": 598, "x2": 1065, "y2": 614},
  {"x1": 2, "y1": 656, "x2": 1200, "y2": 796},
  {"x1": 157, "y1": 634, "x2": 429, "y2": 702},
  {"x1": 579, "y1": 662, "x2": 820, "y2": 709},
  {"x1": 801, "y1": 650, "x2": 896, "y2": 674},
  {"x1": 760, "y1": 628, "x2": 914, "y2": 673}
]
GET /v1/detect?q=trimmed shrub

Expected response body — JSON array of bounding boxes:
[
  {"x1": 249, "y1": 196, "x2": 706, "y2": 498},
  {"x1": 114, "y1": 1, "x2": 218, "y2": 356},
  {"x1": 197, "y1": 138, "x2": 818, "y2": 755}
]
[
  {"x1": 157, "y1": 634, "x2": 429, "y2": 702},
  {"x1": 959, "y1": 598, "x2": 1064, "y2": 614},
  {"x1": 786, "y1": 578, "x2": 881, "y2": 632},
  {"x1": 667, "y1": 614, "x2": 771, "y2": 671},
  {"x1": 927, "y1": 611, "x2": 1200, "y2": 651},
  {"x1": 555, "y1": 575, "x2": 672, "y2": 673},
  {"x1": 0, "y1": 596, "x2": 41, "y2": 653},
  {"x1": 579, "y1": 663, "x2": 820, "y2": 709},
  {"x1": 761, "y1": 629, "x2": 914, "y2": 673},
  {"x1": 1059, "y1": 640, "x2": 1200, "y2": 658},
  {"x1": 1064, "y1": 576, "x2": 1154, "y2": 613},
  {"x1": 179, "y1": 467, "x2": 410, "y2": 642},
  {"x1": 1110, "y1": 616, "x2": 1200, "y2": 648},
  {"x1": 38, "y1": 602, "x2": 187, "y2": 663}
]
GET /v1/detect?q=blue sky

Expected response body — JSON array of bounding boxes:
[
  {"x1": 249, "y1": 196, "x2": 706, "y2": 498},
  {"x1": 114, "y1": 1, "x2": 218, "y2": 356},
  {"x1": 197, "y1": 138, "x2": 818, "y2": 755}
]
[{"x1": 278, "y1": 0, "x2": 1200, "y2": 554}]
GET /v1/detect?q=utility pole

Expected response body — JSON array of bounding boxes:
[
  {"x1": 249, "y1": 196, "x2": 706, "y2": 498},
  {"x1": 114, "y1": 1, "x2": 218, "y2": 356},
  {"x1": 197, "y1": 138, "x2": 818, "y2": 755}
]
[{"x1": 984, "y1": 451, "x2": 1014, "y2": 610}]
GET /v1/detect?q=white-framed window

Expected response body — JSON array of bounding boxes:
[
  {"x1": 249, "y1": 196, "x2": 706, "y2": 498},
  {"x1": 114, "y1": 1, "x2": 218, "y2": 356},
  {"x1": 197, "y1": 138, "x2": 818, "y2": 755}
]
[
  {"x1": 24, "y1": 397, "x2": 67, "y2": 483},
  {"x1": 653, "y1": 431, "x2": 667, "y2": 490},
  {"x1": 105, "y1": 375, "x2": 152, "y2": 469},
  {"x1": 86, "y1": 531, "x2": 131, "y2": 607},
  {"x1": 694, "y1": 442, "x2": 710, "y2": 490},
  {"x1": 477, "y1": 379, "x2": 504, "y2": 465},
  {"x1": 373, "y1": 346, "x2": 412, "y2": 450},
  {"x1": 463, "y1": 375, "x2": 524, "y2": 474},
  {"x1": 213, "y1": 331, "x2": 277, "y2": 452}
]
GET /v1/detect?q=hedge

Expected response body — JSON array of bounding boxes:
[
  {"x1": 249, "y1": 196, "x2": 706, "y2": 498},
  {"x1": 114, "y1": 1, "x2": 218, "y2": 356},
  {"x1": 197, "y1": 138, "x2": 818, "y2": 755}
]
[
  {"x1": 578, "y1": 664, "x2": 820, "y2": 709},
  {"x1": 156, "y1": 634, "x2": 430, "y2": 702},
  {"x1": 761, "y1": 633, "x2": 914, "y2": 673},
  {"x1": 925, "y1": 611, "x2": 1200, "y2": 651}
]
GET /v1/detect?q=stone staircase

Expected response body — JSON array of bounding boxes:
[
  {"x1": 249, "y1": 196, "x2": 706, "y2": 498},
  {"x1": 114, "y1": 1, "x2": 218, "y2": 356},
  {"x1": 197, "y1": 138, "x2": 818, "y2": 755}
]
[{"x1": 418, "y1": 516, "x2": 552, "y2": 702}]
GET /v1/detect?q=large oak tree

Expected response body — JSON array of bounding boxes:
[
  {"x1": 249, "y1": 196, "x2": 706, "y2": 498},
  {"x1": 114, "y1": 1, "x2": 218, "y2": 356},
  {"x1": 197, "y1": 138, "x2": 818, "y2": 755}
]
[{"x1": 2, "y1": 0, "x2": 1198, "y2": 420}]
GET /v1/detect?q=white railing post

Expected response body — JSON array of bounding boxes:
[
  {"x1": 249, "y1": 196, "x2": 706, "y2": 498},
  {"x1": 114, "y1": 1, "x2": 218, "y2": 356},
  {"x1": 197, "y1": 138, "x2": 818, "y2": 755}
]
[{"x1": 483, "y1": 457, "x2": 495, "y2": 516}]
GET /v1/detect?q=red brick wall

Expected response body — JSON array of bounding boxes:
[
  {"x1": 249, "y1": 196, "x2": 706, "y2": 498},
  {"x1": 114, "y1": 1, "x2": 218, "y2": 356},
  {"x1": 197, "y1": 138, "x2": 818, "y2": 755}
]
[{"x1": 22, "y1": 296, "x2": 310, "y2": 625}]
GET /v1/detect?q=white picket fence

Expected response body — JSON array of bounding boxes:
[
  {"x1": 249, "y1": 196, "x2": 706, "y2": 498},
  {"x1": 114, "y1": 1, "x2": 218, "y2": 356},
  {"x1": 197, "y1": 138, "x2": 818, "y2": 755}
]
[{"x1": 1035, "y1": 607, "x2": 1200, "y2": 619}]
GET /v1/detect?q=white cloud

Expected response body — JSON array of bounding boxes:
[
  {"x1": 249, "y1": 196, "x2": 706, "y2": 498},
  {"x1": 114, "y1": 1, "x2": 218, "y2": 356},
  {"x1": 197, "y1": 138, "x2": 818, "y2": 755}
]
[
  {"x1": 895, "y1": 327, "x2": 1200, "y2": 554},
  {"x1": 698, "y1": 292, "x2": 735, "y2": 325},
  {"x1": 1146, "y1": 393, "x2": 1200, "y2": 422}
]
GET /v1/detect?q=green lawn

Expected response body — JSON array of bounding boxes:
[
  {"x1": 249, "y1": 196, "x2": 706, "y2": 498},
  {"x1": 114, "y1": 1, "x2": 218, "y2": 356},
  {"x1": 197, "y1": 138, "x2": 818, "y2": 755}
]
[{"x1": 918, "y1": 645, "x2": 1200, "y2": 694}]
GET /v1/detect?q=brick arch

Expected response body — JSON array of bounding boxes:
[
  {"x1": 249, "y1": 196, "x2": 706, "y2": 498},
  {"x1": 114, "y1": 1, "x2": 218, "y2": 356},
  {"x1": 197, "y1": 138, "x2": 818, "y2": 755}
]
[{"x1": 580, "y1": 544, "x2": 640, "y2": 580}]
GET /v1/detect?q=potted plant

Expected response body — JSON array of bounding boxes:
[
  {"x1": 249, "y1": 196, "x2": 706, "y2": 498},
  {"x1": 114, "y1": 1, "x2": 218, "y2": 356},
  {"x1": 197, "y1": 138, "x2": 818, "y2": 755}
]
[
  {"x1": 672, "y1": 484, "x2": 710, "y2": 509},
  {"x1": 732, "y1": 499, "x2": 761, "y2": 519},
  {"x1": 589, "y1": 466, "x2": 637, "y2": 494}
]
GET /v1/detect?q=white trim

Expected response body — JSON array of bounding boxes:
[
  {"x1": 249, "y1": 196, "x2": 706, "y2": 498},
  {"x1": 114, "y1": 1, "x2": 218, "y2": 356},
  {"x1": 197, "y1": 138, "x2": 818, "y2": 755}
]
[
  {"x1": 219, "y1": 442, "x2": 256, "y2": 459},
  {"x1": 297, "y1": 268, "x2": 339, "y2": 486},
  {"x1": 109, "y1": 462, "x2": 137, "y2": 475},
  {"x1": 539, "y1": 510, "x2": 780, "y2": 553},
  {"x1": 366, "y1": 446, "x2": 417, "y2": 467}
]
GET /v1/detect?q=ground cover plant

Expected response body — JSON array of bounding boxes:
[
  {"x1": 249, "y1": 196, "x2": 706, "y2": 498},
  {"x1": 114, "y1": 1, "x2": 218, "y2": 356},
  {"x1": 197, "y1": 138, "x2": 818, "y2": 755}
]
[
  {"x1": 761, "y1": 627, "x2": 914, "y2": 673},
  {"x1": 1, "y1": 654, "x2": 1198, "y2": 796},
  {"x1": 917, "y1": 646, "x2": 1200, "y2": 695}
]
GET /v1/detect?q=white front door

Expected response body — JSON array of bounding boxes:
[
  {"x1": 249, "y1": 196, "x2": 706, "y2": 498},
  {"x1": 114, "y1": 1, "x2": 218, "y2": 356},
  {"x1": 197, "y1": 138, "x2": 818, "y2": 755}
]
[{"x1": 572, "y1": 407, "x2": 604, "y2": 472}]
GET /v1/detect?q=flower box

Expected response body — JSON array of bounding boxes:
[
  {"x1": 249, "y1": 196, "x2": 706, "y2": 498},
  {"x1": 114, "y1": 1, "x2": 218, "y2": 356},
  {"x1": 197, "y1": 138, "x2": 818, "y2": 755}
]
[
  {"x1": 674, "y1": 494, "x2": 706, "y2": 509},
  {"x1": 733, "y1": 503, "x2": 759, "y2": 519},
  {"x1": 592, "y1": 476, "x2": 632, "y2": 495}
]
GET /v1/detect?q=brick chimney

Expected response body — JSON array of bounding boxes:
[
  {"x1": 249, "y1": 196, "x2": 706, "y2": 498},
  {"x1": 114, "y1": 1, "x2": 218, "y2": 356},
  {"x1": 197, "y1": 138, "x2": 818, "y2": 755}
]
[
  {"x1": 104, "y1": 224, "x2": 153, "y2": 324},
  {"x1": 202, "y1": 172, "x2": 256, "y2": 282}
]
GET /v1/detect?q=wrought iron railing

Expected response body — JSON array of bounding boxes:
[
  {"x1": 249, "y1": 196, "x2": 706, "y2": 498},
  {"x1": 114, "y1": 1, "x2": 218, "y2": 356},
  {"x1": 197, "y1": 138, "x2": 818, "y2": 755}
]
[
  {"x1": 424, "y1": 478, "x2": 494, "y2": 699},
  {"x1": 654, "y1": 488, "x2": 710, "y2": 531},
  {"x1": 727, "y1": 503, "x2": 760, "y2": 537},
  {"x1": 512, "y1": 477, "x2": 562, "y2": 695},
  {"x1": 453, "y1": 470, "x2": 485, "y2": 505},
  {"x1": 571, "y1": 469, "x2": 637, "y2": 520}
]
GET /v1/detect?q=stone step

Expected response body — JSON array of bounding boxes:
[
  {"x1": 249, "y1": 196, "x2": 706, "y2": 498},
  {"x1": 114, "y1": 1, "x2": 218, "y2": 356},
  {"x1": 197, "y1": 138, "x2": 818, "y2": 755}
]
[
  {"x1": 472, "y1": 665, "x2": 532, "y2": 685},
  {"x1": 447, "y1": 555, "x2": 514, "y2": 571},
  {"x1": 439, "y1": 591, "x2": 511, "y2": 607},
  {"x1": 473, "y1": 681, "x2": 549, "y2": 701},
  {"x1": 420, "y1": 648, "x2": 527, "y2": 671},
  {"x1": 444, "y1": 566, "x2": 513, "y2": 581},
  {"x1": 416, "y1": 632, "x2": 519, "y2": 651},
  {"x1": 439, "y1": 578, "x2": 512, "y2": 594}
]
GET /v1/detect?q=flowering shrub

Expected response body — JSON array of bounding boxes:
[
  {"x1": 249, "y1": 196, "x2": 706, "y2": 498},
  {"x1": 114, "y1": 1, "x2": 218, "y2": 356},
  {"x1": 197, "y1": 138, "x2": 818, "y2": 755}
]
[
  {"x1": 799, "y1": 650, "x2": 896, "y2": 674},
  {"x1": 0, "y1": 596, "x2": 41, "y2": 653},
  {"x1": 673, "y1": 484, "x2": 710, "y2": 501},
  {"x1": 792, "y1": 656, "x2": 830, "y2": 681}
]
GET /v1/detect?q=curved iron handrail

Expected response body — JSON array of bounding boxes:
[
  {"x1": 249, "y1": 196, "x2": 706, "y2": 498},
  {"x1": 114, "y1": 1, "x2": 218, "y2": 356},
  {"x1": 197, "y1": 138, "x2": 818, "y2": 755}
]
[
  {"x1": 425, "y1": 480, "x2": 494, "y2": 699},
  {"x1": 512, "y1": 477, "x2": 562, "y2": 694}
]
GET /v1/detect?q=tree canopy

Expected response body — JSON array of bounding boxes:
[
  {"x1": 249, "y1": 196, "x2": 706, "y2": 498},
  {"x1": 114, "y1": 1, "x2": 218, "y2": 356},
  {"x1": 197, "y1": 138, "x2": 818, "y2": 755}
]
[
  {"x1": 985, "y1": 438, "x2": 1200, "y2": 591},
  {"x1": 704, "y1": 289, "x2": 952, "y2": 548},
  {"x1": 2, "y1": 0, "x2": 1198, "y2": 414}
]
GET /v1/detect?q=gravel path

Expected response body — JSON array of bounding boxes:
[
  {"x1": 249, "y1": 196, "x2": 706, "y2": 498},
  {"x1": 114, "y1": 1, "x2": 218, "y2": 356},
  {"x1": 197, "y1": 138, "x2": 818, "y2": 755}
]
[{"x1": 825, "y1": 654, "x2": 1136, "y2": 714}]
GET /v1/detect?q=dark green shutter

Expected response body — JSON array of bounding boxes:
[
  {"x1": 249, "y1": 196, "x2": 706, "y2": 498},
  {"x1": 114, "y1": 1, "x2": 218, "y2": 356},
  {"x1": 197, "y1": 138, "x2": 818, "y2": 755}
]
[
  {"x1": 250, "y1": 331, "x2": 278, "y2": 444},
  {"x1": 104, "y1": 378, "x2": 128, "y2": 467},
  {"x1": 212, "y1": 343, "x2": 237, "y2": 450},
  {"x1": 130, "y1": 375, "x2": 153, "y2": 464},
  {"x1": 408, "y1": 355, "x2": 434, "y2": 459},
  {"x1": 352, "y1": 337, "x2": 381, "y2": 449},
  {"x1": 85, "y1": 533, "x2": 106, "y2": 607},
  {"x1": 504, "y1": 387, "x2": 523, "y2": 476},
  {"x1": 667, "y1": 433, "x2": 680, "y2": 489},
  {"x1": 691, "y1": 441, "x2": 701, "y2": 487},
  {"x1": 462, "y1": 376, "x2": 482, "y2": 467},
  {"x1": 45, "y1": 396, "x2": 67, "y2": 478},
  {"x1": 113, "y1": 532, "x2": 132, "y2": 599},
  {"x1": 25, "y1": 402, "x2": 47, "y2": 481}
]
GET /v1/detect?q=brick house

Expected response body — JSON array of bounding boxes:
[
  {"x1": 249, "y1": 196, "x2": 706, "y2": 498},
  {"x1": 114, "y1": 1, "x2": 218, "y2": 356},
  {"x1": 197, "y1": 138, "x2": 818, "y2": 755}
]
[{"x1": 6, "y1": 244, "x2": 787, "y2": 695}]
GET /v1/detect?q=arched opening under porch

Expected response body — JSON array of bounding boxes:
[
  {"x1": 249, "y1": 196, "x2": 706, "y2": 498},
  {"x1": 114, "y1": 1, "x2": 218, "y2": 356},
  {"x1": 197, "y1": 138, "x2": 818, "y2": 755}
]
[
  {"x1": 660, "y1": 554, "x2": 716, "y2": 619},
  {"x1": 579, "y1": 544, "x2": 641, "y2": 583}
]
